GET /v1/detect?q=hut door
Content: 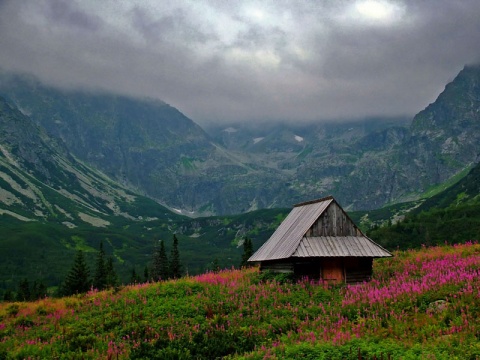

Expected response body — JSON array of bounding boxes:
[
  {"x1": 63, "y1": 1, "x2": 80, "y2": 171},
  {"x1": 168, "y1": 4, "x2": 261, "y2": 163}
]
[{"x1": 322, "y1": 259, "x2": 344, "y2": 284}]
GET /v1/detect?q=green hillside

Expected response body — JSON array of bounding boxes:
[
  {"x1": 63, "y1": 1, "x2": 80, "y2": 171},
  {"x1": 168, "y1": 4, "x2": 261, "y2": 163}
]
[
  {"x1": 366, "y1": 162, "x2": 480, "y2": 249},
  {"x1": 1, "y1": 243, "x2": 479, "y2": 359},
  {"x1": 0, "y1": 93, "x2": 290, "y2": 297},
  {"x1": 0, "y1": 207, "x2": 289, "y2": 298}
]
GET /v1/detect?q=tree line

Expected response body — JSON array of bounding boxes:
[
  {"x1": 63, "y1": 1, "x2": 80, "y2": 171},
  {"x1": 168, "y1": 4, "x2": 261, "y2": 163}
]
[
  {"x1": 3, "y1": 235, "x2": 255, "y2": 301},
  {"x1": 130, "y1": 234, "x2": 182, "y2": 284}
]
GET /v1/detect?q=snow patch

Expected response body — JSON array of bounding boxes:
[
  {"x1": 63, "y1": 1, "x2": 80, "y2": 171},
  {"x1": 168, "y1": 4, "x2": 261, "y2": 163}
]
[
  {"x1": 294, "y1": 135, "x2": 304, "y2": 142},
  {"x1": 253, "y1": 137, "x2": 264, "y2": 144},
  {"x1": 223, "y1": 127, "x2": 238, "y2": 133}
]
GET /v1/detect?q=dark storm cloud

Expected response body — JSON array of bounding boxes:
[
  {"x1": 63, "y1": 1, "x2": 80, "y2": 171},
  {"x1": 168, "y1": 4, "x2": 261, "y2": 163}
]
[
  {"x1": 0, "y1": 0, "x2": 479, "y2": 124},
  {"x1": 46, "y1": 0, "x2": 103, "y2": 32}
]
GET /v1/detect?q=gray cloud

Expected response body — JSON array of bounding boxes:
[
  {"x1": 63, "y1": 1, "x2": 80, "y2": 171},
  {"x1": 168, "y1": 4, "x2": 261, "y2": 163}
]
[
  {"x1": 0, "y1": 0, "x2": 479, "y2": 124},
  {"x1": 46, "y1": 0, "x2": 103, "y2": 32}
]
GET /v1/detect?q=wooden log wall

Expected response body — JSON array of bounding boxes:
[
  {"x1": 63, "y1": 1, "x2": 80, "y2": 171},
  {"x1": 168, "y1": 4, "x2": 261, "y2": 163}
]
[
  {"x1": 306, "y1": 202, "x2": 362, "y2": 237},
  {"x1": 260, "y1": 261, "x2": 294, "y2": 273}
]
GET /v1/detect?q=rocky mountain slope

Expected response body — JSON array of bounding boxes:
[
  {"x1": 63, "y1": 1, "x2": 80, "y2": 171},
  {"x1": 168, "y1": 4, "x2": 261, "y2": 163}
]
[
  {"x1": 207, "y1": 62, "x2": 480, "y2": 212},
  {"x1": 1, "y1": 75, "x2": 479, "y2": 291},
  {"x1": 1, "y1": 65, "x2": 479, "y2": 215},
  {"x1": 365, "y1": 161, "x2": 480, "y2": 250},
  {"x1": 0, "y1": 74, "x2": 289, "y2": 215},
  {"x1": 0, "y1": 95, "x2": 182, "y2": 226},
  {"x1": 0, "y1": 92, "x2": 289, "y2": 291},
  {"x1": 293, "y1": 64, "x2": 480, "y2": 210}
]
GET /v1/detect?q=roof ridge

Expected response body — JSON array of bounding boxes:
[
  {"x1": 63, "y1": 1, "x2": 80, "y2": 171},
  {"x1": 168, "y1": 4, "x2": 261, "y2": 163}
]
[{"x1": 293, "y1": 195, "x2": 334, "y2": 207}]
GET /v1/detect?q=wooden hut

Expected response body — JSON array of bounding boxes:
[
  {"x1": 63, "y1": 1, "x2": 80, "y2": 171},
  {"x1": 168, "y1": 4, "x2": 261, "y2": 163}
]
[{"x1": 248, "y1": 196, "x2": 392, "y2": 283}]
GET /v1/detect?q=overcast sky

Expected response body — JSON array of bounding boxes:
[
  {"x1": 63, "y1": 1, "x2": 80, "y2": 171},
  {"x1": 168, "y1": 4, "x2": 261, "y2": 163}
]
[{"x1": 0, "y1": 0, "x2": 479, "y2": 124}]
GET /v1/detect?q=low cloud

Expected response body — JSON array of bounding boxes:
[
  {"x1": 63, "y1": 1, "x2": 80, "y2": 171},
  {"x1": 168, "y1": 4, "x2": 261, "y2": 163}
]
[{"x1": 0, "y1": 0, "x2": 479, "y2": 124}]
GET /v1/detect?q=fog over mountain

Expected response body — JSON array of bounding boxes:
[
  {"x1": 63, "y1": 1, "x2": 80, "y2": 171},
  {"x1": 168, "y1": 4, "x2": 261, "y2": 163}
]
[{"x1": 1, "y1": 0, "x2": 480, "y2": 124}]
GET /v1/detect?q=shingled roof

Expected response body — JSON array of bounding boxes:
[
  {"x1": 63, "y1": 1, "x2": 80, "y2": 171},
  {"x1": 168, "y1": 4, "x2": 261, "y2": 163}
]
[{"x1": 249, "y1": 196, "x2": 391, "y2": 262}]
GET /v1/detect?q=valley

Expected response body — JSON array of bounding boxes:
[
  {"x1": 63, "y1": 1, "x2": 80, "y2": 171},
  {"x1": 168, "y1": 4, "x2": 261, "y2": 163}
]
[
  {"x1": 1, "y1": 65, "x2": 479, "y2": 216},
  {"x1": 0, "y1": 64, "x2": 479, "y2": 296},
  {"x1": 1, "y1": 2, "x2": 479, "y2": 359}
]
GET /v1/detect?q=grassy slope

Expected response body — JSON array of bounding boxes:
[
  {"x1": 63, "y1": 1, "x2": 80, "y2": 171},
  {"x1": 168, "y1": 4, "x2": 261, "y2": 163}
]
[
  {"x1": 349, "y1": 162, "x2": 477, "y2": 230},
  {"x1": 0, "y1": 243, "x2": 479, "y2": 359},
  {"x1": 366, "y1": 162, "x2": 480, "y2": 249}
]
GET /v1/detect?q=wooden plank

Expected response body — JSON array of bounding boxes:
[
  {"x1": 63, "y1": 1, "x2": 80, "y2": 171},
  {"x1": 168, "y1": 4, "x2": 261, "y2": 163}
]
[{"x1": 321, "y1": 258, "x2": 344, "y2": 284}]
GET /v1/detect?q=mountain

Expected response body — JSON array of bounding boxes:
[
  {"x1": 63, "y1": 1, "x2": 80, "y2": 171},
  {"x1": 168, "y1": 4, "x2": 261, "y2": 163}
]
[
  {"x1": 0, "y1": 74, "x2": 291, "y2": 215},
  {"x1": 0, "y1": 96, "x2": 289, "y2": 293},
  {"x1": 328, "y1": 64, "x2": 480, "y2": 209},
  {"x1": 1, "y1": 65, "x2": 479, "y2": 217},
  {"x1": 0, "y1": 95, "x2": 168, "y2": 287},
  {"x1": 206, "y1": 65, "x2": 480, "y2": 212},
  {"x1": 0, "y1": 95, "x2": 163, "y2": 224},
  {"x1": 364, "y1": 160, "x2": 480, "y2": 249},
  {"x1": 2, "y1": 69, "x2": 480, "y2": 294}
]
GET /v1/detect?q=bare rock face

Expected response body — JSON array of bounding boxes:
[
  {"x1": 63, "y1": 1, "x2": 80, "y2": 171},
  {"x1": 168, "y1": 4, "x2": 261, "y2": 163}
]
[
  {"x1": 332, "y1": 65, "x2": 480, "y2": 210},
  {"x1": 0, "y1": 96, "x2": 175, "y2": 225}
]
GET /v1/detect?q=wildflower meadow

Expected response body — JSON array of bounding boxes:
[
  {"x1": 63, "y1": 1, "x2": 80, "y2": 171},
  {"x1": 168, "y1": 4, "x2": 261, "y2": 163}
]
[{"x1": 0, "y1": 242, "x2": 479, "y2": 359}]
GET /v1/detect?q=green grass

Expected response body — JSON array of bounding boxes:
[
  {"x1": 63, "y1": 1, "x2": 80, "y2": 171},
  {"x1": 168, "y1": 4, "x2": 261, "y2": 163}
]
[
  {"x1": 420, "y1": 163, "x2": 473, "y2": 199},
  {"x1": 0, "y1": 243, "x2": 479, "y2": 359}
]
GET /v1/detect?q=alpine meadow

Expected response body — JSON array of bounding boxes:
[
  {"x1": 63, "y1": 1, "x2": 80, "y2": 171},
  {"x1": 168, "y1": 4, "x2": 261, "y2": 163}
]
[{"x1": 1, "y1": 1, "x2": 480, "y2": 359}]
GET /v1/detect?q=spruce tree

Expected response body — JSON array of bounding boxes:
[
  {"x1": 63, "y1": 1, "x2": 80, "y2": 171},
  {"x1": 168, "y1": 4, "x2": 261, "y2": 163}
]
[
  {"x1": 62, "y1": 250, "x2": 90, "y2": 296},
  {"x1": 31, "y1": 280, "x2": 47, "y2": 300},
  {"x1": 169, "y1": 235, "x2": 182, "y2": 279},
  {"x1": 3, "y1": 289, "x2": 14, "y2": 302},
  {"x1": 105, "y1": 256, "x2": 118, "y2": 288},
  {"x1": 144, "y1": 266, "x2": 150, "y2": 283},
  {"x1": 37, "y1": 281, "x2": 47, "y2": 299},
  {"x1": 105, "y1": 256, "x2": 118, "y2": 289},
  {"x1": 151, "y1": 241, "x2": 160, "y2": 281},
  {"x1": 210, "y1": 258, "x2": 220, "y2": 272},
  {"x1": 16, "y1": 278, "x2": 31, "y2": 301},
  {"x1": 93, "y1": 241, "x2": 107, "y2": 290},
  {"x1": 130, "y1": 268, "x2": 141, "y2": 284},
  {"x1": 240, "y1": 237, "x2": 254, "y2": 268},
  {"x1": 159, "y1": 240, "x2": 169, "y2": 280},
  {"x1": 152, "y1": 240, "x2": 169, "y2": 281}
]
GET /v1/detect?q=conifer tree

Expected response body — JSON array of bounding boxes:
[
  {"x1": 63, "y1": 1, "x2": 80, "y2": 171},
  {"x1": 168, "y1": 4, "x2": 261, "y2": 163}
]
[
  {"x1": 3, "y1": 289, "x2": 14, "y2": 302},
  {"x1": 130, "y1": 268, "x2": 141, "y2": 284},
  {"x1": 31, "y1": 280, "x2": 47, "y2": 300},
  {"x1": 159, "y1": 240, "x2": 169, "y2": 280},
  {"x1": 16, "y1": 278, "x2": 31, "y2": 301},
  {"x1": 93, "y1": 241, "x2": 107, "y2": 290},
  {"x1": 105, "y1": 256, "x2": 118, "y2": 289},
  {"x1": 210, "y1": 258, "x2": 220, "y2": 272},
  {"x1": 144, "y1": 266, "x2": 150, "y2": 283},
  {"x1": 152, "y1": 240, "x2": 169, "y2": 281},
  {"x1": 38, "y1": 281, "x2": 47, "y2": 299},
  {"x1": 240, "y1": 237, "x2": 254, "y2": 268},
  {"x1": 62, "y1": 250, "x2": 90, "y2": 296},
  {"x1": 169, "y1": 234, "x2": 182, "y2": 279}
]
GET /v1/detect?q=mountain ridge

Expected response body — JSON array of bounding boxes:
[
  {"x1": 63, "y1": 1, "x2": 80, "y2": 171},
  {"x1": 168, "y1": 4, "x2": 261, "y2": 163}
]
[{"x1": 0, "y1": 64, "x2": 479, "y2": 217}]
